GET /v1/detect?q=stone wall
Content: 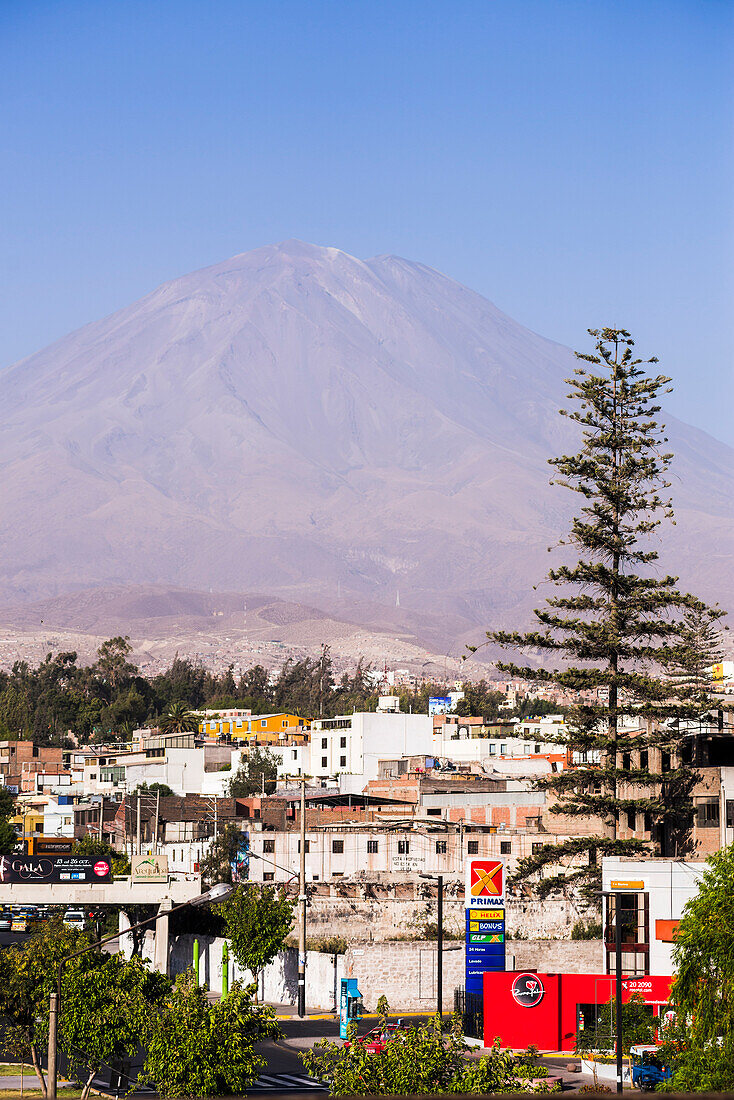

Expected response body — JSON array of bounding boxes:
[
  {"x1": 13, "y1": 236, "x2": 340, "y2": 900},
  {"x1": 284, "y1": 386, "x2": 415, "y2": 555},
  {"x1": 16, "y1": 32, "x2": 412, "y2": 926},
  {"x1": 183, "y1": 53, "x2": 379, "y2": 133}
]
[
  {"x1": 343, "y1": 940, "x2": 604, "y2": 1014},
  {"x1": 306, "y1": 894, "x2": 587, "y2": 942}
]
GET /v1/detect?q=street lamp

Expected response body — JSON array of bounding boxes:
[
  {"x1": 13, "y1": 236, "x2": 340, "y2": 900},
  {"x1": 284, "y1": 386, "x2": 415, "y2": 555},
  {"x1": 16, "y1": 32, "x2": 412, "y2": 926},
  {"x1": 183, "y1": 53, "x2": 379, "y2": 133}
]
[
  {"x1": 419, "y1": 872, "x2": 444, "y2": 1020},
  {"x1": 599, "y1": 889, "x2": 630, "y2": 1096},
  {"x1": 48, "y1": 882, "x2": 234, "y2": 1100}
]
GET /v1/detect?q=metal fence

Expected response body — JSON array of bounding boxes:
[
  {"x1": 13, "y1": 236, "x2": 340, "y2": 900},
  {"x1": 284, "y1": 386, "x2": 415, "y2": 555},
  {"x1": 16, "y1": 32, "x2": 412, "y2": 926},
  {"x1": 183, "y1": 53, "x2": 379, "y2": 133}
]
[{"x1": 454, "y1": 987, "x2": 483, "y2": 1041}]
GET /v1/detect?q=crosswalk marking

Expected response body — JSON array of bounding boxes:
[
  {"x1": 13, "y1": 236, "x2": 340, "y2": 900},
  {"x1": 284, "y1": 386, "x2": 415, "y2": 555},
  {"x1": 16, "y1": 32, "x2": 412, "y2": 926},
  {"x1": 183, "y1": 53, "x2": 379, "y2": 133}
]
[{"x1": 249, "y1": 1071, "x2": 326, "y2": 1092}]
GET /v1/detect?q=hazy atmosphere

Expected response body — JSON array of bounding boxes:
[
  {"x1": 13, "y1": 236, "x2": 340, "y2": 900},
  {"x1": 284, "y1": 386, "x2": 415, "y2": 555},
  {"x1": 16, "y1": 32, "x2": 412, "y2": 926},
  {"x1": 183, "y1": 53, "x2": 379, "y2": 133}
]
[{"x1": 3, "y1": 1, "x2": 733, "y2": 441}]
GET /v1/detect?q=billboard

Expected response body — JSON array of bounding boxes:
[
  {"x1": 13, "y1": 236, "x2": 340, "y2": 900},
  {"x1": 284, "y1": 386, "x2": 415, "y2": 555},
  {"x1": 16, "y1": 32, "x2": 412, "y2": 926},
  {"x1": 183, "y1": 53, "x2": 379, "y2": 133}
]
[
  {"x1": 0, "y1": 854, "x2": 112, "y2": 884},
  {"x1": 131, "y1": 854, "x2": 168, "y2": 883},
  {"x1": 428, "y1": 697, "x2": 451, "y2": 716},
  {"x1": 230, "y1": 830, "x2": 250, "y2": 882}
]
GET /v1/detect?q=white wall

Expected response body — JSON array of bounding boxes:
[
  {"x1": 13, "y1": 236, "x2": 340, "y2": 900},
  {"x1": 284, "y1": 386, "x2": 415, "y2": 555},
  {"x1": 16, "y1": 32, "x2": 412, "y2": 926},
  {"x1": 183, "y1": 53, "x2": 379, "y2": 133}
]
[
  {"x1": 601, "y1": 857, "x2": 706, "y2": 974},
  {"x1": 310, "y1": 713, "x2": 433, "y2": 792},
  {"x1": 168, "y1": 938, "x2": 345, "y2": 1010}
]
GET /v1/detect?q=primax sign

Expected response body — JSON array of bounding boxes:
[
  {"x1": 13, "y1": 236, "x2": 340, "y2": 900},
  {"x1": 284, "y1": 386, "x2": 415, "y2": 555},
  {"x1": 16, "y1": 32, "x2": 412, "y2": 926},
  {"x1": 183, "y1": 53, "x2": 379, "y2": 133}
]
[{"x1": 465, "y1": 857, "x2": 506, "y2": 995}]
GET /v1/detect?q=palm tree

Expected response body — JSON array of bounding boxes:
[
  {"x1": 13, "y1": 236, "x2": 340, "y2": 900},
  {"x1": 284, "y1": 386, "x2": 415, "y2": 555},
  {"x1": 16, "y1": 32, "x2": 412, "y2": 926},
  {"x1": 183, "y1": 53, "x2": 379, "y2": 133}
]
[{"x1": 158, "y1": 700, "x2": 199, "y2": 734}]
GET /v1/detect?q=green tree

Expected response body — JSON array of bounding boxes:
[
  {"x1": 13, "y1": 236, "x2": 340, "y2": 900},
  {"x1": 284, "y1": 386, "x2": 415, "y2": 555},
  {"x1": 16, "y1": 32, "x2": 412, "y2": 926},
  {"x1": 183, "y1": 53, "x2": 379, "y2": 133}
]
[
  {"x1": 72, "y1": 836, "x2": 130, "y2": 877},
  {"x1": 659, "y1": 845, "x2": 734, "y2": 1091},
  {"x1": 0, "y1": 920, "x2": 88, "y2": 1096},
  {"x1": 482, "y1": 329, "x2": 722, "y2": 895},
  {"x1": 60, "y1": 954, "x2": 170, "y2": 1100},
  {"x1": 302, "y1": 1006, "x2": 550, "y2": 1095},
  {"x1": 218, "y1": 884, "x2": 294, "y2": 992},
  {"x1": 158, "y1": 700, "x2": 199, "y2": 734},
  {"x1": 228, "y1": 748, "x2": 278, "y2": 797},
  {"x1": 199, "y1": 823, "x2": 244, "y2": 886},
  {"x1": 135, "y1": 781, "x2": 175, "y2": 797},
  {"x1": 141, "y1": 971, "x2": 280, "y2": 1098},
  {"x1": 589, "y1": 992, "x2": 656, "y2": 1054},
  {"x1": 95, "y1": 636, "x2": 137, "y2": 690}
]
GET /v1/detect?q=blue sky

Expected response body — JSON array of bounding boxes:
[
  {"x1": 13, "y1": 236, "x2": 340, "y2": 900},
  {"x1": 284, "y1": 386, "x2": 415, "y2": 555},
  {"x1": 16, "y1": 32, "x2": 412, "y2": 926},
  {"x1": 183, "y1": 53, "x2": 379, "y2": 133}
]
[{"x1": 2, "y1": 1, "x2": 733, "y2": 442}]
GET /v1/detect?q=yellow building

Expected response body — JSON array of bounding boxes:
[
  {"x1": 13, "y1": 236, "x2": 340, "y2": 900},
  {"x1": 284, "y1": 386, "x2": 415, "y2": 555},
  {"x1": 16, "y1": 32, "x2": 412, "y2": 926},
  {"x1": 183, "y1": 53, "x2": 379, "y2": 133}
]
[{"x1": 198, "y1": 710, "x2": 309, "y2": 742}]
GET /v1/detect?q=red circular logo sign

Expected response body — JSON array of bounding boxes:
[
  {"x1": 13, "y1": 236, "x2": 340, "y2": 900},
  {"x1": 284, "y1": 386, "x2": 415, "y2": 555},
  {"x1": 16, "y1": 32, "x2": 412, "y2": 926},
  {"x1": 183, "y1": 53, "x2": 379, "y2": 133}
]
[
  {"x1": 511, "y1": 973, "x2": 545, "y2": 1008},
  {"x1": 93, "y1": 860, "x2": 110, "y2": 877}
]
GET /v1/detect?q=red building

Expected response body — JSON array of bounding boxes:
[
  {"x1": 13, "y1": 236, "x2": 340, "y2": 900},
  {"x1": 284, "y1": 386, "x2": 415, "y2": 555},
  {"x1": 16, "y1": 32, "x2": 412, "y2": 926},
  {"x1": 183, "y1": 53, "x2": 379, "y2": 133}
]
[{"x1": 483, "y1": 971, "x2": 673, "y2": 1052}]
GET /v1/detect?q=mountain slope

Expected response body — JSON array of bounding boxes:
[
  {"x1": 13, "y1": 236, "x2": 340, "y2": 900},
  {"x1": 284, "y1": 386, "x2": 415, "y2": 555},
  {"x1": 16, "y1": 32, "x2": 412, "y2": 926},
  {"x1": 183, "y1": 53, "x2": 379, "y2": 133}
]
[{"x1": 1, "y1": 240, "x2": 731, "y2": 645}]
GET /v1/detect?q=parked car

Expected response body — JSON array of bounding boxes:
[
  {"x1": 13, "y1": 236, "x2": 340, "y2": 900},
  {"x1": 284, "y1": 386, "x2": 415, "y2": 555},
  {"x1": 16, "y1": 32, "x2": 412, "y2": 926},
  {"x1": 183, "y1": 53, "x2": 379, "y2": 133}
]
[
  {"x1": 630, "y1": 1045, "x2": 672, "y2": 1091},
  {"x1": 63, "y1": 909, "x2": 86, "y2": 930},
  {"x1": 0, "y1": 906, "x2": 11, "y2": 931},
  {"x1": 344, "y1": 1023, "x2": 405, "y2": 1054}
]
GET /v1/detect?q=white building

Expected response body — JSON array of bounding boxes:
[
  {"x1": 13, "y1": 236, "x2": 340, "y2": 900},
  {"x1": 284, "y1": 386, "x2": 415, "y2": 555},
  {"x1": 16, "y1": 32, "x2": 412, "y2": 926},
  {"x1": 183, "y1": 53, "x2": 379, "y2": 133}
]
[
  {"x1": 309, "y1": 712, "x2": 433, "y2": 793},
  {"x1": 601, "y1": 857, "x2": 706, "y2": 976},
  {"x1": 432, "y1": 714, "x2": 567, "y2": 766}
]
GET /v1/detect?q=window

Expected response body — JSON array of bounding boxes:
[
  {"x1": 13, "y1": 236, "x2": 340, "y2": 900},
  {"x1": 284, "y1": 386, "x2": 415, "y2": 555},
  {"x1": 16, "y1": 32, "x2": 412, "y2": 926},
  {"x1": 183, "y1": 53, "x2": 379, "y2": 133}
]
[
  {"x1": 298, "y1": 840, "x2": 310, "y2": 853},
  {"x1": 263, "y1": 839, "x2": 275, "y2": 853},
  {"x1": 696, "y1": 798, "x2": 720, "y2": 828},
  {"x1": 397, "y1": 840, "x2": 410, "y2": 854},
  {"x1": 605, "y1": 892, "x2": 650, "y2": 976},
  {"x1": 627, "y1": 809, "x2": 636, "y2": 830},
  {"x1": 500, "y1": 744, "x2": 507, "y2": 755},
  {"x1": 236, "y1": 719, "x2": 242, "y2": 727},
  {"x1": 282, "y1": 720, "x2": 288, "y2": 728},
  {"x1": 467, "y1": 840, "x2": 479, "y2": 855},
  {"x1": 332, "y1": 839, "x2": 344, "y2": 853},
  {"x1": 532, "y1": 842, "x2": 543, "y2": 854},
  {"x1": 263, "y1": 872, "x2": 275, "y2": 882},
  {"x1": 435, "y1": 840, "x2": 447, "y2": 854},
  {"x1": 261, "y1": 719, "x2": 267, "y2": 728},
  {"x1": 489, "y1": 744, "x2": 497, "y2": 755},
  {"x1": 622, "y1": 753, "x2": 631, "y2": 771},
  {"x1": 534, "y1": 744, "x2": 541, "y2": 753},
  {"x1": 639, "y1": 749, "x2": 649, "y2": 770},
  {"x1": 322, "y1": 757, "x2": 328, "y2": 768},
  {"x1": 426, "y1": 808, "x2": 441, "y2": 816},
  {"x1": 340, "y1": 736, "x2": 347, "y2": 748},
  {"x1": 522, "y1": 743, "x2": 532, "y2": 754},
  {"x1": 727, "y1": 800, "x2": 734, "y2": 829},
  {"x1": 292, "y1": 750, "x2": 298, "y2": 760},
  {"x1": 500, "y1": 840, "x2": 511, "y2": 855},
  {"x1": 661, "y1": 751, "x2": 671, "y2": 772},
  {"x1": 338, "y1": 755, "x2": 347, "y2": 768},
  {"x1": 322, "y1": 737, "x2": 328, "y2": 749},
  {"x1": 367, "y1": 839, "x2": 379, "y2": 854}
]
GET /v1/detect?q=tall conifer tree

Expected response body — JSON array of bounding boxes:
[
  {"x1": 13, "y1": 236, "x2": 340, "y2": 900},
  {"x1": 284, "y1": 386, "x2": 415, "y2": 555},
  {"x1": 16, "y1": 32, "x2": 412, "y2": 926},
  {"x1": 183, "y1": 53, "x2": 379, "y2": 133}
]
[{"x1": 482, "y1": 329, "x2": 722, "y2": 896}]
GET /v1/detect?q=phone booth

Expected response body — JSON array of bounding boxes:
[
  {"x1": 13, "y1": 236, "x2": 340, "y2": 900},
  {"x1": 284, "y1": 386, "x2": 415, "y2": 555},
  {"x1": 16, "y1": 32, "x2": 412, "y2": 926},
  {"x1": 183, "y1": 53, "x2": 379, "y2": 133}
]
[{"x1": 339, "y1": 978, "x2": 364, "y2": 1039}]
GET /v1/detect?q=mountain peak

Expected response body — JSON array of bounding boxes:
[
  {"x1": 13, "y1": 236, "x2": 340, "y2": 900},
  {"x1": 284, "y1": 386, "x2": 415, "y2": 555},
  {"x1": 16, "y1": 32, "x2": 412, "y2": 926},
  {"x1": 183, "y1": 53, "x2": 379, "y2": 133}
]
[{"x1": 0, "y1": 241, "x2": 730, "y2": 638}]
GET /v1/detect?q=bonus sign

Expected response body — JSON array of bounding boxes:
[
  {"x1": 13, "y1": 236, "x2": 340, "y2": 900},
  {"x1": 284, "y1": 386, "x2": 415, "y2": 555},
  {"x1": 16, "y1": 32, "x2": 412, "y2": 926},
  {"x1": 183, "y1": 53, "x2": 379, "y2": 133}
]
[{"x1": 465, "y1": 858, "x2": 506, "y2": 995}]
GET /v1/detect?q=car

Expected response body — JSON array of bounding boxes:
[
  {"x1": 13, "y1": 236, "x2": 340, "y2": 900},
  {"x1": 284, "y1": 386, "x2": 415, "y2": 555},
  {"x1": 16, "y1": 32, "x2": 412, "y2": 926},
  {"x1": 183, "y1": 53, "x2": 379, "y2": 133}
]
[
  {"x1": 344, "y1": 1023, "x2": 405, "y2": 1054},
  {"x1": 63, "y1": 909, "x2": 86, "y2": 930},
  {"x1": 630, "y1": 1045, "x2": 672, "y2": 1091}
]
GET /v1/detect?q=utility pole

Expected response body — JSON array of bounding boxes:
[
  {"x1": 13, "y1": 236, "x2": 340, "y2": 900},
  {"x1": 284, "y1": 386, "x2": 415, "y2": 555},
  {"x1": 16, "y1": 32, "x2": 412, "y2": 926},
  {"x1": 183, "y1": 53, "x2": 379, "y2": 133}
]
[
  {"x1": 154, "y1": 789, "x2": 160, "y2": 855},
  {"x1": 298, "y1": 776, "x2": 307, "y2": 1017},
  {"x1": 615, "y1": 894, "x2": 623, "y2": 1094},
  {"x1": 47, "y1": 992, "x2": 58, "y2": 1100},
  {"x1": 437, "y1": 874, "x2": 443, "y2": 1020}
]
